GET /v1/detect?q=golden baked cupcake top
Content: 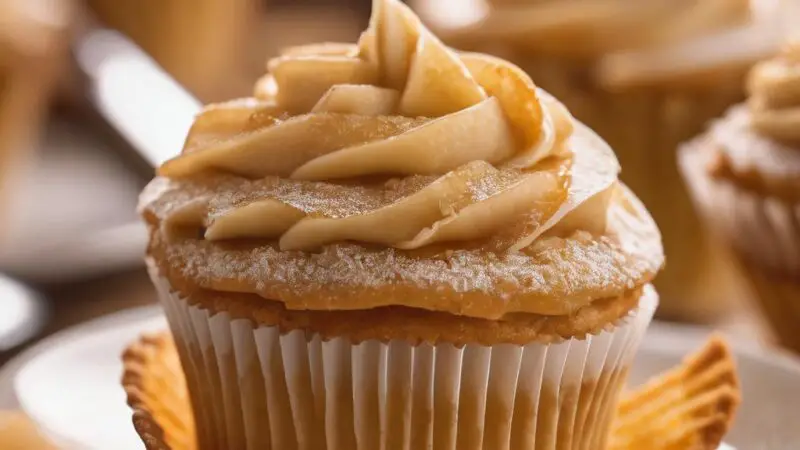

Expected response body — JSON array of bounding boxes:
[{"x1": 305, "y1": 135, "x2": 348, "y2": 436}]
[
  {"x1": 707, "y1": 41, "x2": 800, "y2": 200},
  {"x1": 140, "y1": 0, "x2": 663, "y2": 321}
]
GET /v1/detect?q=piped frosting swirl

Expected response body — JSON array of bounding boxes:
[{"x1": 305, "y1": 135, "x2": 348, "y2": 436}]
[
  {"x1": 151, "y1": 0, "x2": 621, "y2": 252},
  {"x1": 748, "y1": 41, "x2": 800, "y2": 143}
]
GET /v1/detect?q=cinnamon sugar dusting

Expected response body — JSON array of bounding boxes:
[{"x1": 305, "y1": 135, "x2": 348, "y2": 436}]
[
  {"x1": 157, "y1": 231, "x2": 654, "y2": 318},
  {"x1": 148, "y1": 186, "x2": 662, "y2": 319}
]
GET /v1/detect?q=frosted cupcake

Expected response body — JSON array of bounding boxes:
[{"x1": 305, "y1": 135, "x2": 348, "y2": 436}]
[
  {"x1": 413, "y1": 0, "x2": 782, "y2": 320},
  {"x1": 681, "y1": 42, "x2": 800, "y2": 353},
  {"x1": 139, "y1": 0, "x2": 664, "y2": 448}
]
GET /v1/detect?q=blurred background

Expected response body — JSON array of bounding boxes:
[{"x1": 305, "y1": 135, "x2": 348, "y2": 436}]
[{"x1": 0, "y1": 0, "x2": 791, "y2": 380}]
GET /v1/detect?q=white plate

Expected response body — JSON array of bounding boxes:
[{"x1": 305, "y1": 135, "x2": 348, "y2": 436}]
[
  {"x1": 8, "y1": 307, "x2": 165, "y2": 449},
  {"x1": 3, "y1": 306, "x2": 799, "y2": 449}
]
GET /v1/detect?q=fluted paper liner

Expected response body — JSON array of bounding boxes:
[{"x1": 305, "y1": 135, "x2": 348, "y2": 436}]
[
  {"x1": 145, "y1": 260, "x2": 657, "y2": 450},
  {"x1": 680, "y1": 144, "x2": 800, "y2": 351},
  {"x1": 122, "y1": 333, "x2": 195, "y2": 450},
  {"x1": 123, "y1": 318, "x2": 743, "y2": 450}
]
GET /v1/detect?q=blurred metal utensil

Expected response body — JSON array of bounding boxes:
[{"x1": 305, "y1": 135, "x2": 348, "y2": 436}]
[
  {"x1": 0, "y1": 275, "x2": 46, "y2": 356},
  {"x1": 73, "y1": 26, "x2": 202, "y2": 169}
]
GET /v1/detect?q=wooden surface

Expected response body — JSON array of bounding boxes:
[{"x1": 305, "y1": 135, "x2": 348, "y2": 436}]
[{"x1": 41, "y1": 269, "x2": 156, "y2": 334}]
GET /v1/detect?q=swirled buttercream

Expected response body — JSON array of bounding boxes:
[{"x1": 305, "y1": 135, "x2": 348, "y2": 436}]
[{"x1": 149, "y1": 0, "x2": 621, "y2": 252}]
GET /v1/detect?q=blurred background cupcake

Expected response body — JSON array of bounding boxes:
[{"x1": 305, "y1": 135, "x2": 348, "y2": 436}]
[
  {"x1": 680, "y1": 39, "x2": 800, "y2": 352},
  {"x1": 412, "y1": 0, "x2": 786, "y2": 321}
]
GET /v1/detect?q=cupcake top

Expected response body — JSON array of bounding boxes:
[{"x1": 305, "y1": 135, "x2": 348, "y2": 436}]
[
  {"x1": 140, "y1": 0, "x2": 663, "y2": 322},
  {"x1": 708, "y1": 41, "x2": 800, "y2": 199}
]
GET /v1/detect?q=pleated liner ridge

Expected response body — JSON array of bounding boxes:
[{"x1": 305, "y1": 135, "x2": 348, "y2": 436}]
[{"x1": 149, "y1": 261, "x2": 657, "y2": 450}]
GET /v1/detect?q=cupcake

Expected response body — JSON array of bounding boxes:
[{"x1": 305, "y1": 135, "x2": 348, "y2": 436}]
[
  {"x1": 681, "y1": 41, "x2": 800, "y2": 353},
  {"x1": 123, "y1": 331, "x2": 741, "y2": 450},
  {"x1": 138, "y1": 0, "x2": 665, "y2": 448},
  {"x1": 412, "y1": 0, "x2": 783, "y2": 321}
]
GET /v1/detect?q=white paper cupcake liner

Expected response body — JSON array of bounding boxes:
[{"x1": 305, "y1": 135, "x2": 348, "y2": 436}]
[
  {"x1": 679, "y1": 144, "x2": 800, "y2": 277},
  {"x1": 148, "y1": 262, "x2": 657, "y2": 450}
]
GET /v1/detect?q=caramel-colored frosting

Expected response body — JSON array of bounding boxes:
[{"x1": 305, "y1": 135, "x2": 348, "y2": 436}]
[
  {"x1": 141, "y1": 0, "x2": 664, "y2": 319},
  {"x1": 748, "y1": 41, "x2": 800, "y2": 143},
  {"x1": 153, "y1": 0, "x2": 619, "y2": 252},
  {"x1": 431, "y1": 0, "x2": 751, "y2": 57}
]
